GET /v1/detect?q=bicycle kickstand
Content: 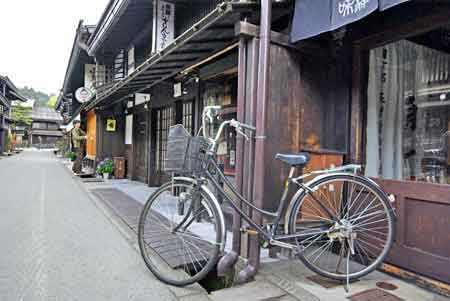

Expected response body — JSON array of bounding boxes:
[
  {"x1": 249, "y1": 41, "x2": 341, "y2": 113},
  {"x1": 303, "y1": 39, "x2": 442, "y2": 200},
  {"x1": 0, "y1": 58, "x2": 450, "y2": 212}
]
[{"x1": 345, "y1": 251, "x2": 350, "y2": 293}]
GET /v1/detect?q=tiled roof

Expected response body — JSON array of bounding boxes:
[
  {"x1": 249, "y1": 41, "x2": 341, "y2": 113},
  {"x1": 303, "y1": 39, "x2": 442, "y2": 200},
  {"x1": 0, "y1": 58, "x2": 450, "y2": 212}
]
[{"x1": 31, "y1": 107, "x2": 63, "y2": 122}]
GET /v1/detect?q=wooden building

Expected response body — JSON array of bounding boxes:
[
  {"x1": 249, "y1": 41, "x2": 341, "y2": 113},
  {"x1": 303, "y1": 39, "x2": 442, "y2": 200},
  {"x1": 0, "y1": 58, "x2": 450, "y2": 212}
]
[
  {"x1": 56, "y1": 21, "x2": 97, "y2": 172},
  {"x1": 0, "y1": 76, "x2": 27, "y2": 154},
  {"x1": 56, "y1": 21, "x2": 96, "y2": 126},
  {"x1": 275, "y1": 0, "x2": 450, "y2": 287},
  {"x1": 61, "y1": 0, "x2": 450, "y2": 288},
  {"x1": 30, "y1": 107, "x2": 63, "y2": 148}
]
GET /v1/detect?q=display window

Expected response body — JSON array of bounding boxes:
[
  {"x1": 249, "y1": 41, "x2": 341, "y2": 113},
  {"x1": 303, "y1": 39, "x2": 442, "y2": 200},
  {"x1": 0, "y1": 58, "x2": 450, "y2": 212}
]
[
  {"x1": 203, "y1": 74, "x2": 237, "y2": 175},
  {"x1": 365, "y1": 27, "x2": 450, "y2": 184}
]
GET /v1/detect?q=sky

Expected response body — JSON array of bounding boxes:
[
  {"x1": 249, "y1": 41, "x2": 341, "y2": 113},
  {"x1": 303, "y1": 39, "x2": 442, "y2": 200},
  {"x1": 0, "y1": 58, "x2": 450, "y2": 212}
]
[{"x1": 0, "y1": 0, "x2": 109, "y2": 95}]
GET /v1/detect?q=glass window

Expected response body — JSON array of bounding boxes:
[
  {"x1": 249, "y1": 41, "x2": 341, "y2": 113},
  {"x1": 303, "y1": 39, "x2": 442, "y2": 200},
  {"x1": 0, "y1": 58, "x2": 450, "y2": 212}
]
[
  {"x1": 32, "y1": 122, "x2": 47, "y2": 129},
  {"x1": 203, "y1": 75, "x2": 237, "y2": 175},
  {"x1": 366, "y1": 31, "x2": 450, "y2": 184},
  {"x1": 47, "y1": 123, "x2": 59, "y2": 130}
]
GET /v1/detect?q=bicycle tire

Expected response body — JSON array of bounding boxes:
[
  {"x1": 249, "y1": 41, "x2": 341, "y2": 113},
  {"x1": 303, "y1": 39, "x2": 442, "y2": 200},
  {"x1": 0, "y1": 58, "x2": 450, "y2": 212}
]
[
  {"x1": 138, "y1": 179, "x2": 224, "y2": 286},
  {"x1": 288, "y1": 173, "x2": 395, "y2": 281}
]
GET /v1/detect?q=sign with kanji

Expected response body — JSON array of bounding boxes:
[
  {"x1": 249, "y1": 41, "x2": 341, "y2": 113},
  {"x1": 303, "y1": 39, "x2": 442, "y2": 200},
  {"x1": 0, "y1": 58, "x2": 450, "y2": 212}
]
[
  {"x1": 75, "y1": 87, "x2": 94, "y2": 103},
  {"x1": 155, "y1": 0, "x2": 175, "y2": 52}
]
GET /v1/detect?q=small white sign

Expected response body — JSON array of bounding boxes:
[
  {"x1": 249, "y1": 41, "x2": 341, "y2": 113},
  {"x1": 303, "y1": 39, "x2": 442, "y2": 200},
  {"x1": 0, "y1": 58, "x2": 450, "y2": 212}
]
[
  {"x1": 173, "y1": 82, "x2": 182, "y2": 98},
  {"x1": 75, "y1": 87, "x2": 94, "y2": 103},
  {"x1": 125, "y1": 115, "x2": 133, "y2": 145},
  {"x1": 135, "y1": 93, "x2": 150, "y2": 105}
]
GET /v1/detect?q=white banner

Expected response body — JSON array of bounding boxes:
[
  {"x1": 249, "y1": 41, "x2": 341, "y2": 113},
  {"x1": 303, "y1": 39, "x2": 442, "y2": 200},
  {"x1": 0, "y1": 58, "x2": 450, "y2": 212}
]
[
  {"x1": 125, "y1": 115, "x2": 133, "y2": 145},
  {"x1": 155, "y1": 0, "x2": 175, "y2": 52}
]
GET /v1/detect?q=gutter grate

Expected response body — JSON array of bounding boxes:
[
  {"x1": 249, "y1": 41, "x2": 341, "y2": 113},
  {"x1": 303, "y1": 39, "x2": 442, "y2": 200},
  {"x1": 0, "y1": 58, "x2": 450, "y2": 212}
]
[
  {"x1": 306, "y1": 275, "x2": 342, "y2": 289},
  {"x1": 348, "y1": 288, "x2": 403, "y2": 301}
]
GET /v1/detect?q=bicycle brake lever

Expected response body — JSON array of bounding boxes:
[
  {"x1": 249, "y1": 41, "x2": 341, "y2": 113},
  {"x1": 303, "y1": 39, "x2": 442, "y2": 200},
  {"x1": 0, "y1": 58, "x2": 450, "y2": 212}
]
[{"x1": 236, "y1": 127, "x2": 249, "y2": 140}]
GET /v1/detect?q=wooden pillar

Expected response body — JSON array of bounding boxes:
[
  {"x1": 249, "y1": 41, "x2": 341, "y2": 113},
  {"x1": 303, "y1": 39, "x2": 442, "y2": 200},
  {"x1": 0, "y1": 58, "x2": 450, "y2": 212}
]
[
  {"x1": 237, "y1": 0, "x2": 272, "y2": 283},
  {"x1": 349, "y1": 46, "x2": 368, "y2": 164}
]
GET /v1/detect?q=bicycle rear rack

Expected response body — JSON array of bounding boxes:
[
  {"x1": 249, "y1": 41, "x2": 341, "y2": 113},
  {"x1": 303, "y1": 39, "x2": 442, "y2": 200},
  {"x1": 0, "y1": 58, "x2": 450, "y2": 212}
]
[{"x1": 294, "y1": 164, "x2": 362, "y2": 182}]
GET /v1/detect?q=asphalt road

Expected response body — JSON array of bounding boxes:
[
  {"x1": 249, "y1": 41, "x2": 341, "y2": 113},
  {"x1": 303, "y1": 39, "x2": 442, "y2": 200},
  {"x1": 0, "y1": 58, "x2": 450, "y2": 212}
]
[{"x1": 0, "y1": 150, "x2": 178, "y2": 301}]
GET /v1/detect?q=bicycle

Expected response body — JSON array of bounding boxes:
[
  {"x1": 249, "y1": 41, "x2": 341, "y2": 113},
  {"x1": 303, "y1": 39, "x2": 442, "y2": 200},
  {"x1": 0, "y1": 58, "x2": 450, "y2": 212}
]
[{"x1": 138, "y1": 106, "x2": 396, "y2": 287}]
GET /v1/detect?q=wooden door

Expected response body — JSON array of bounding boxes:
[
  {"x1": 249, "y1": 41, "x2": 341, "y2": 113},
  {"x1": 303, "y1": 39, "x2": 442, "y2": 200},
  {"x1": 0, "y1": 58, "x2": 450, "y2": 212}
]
[
  {"x1": 150, "y1": 106, "x2": 174, "y2": 186},
  {"x1": 86, "y1": 110, "x2": 97, "y2": 157},
  {"x1": 133, "y1": 112, "x2": 148, "y2": 183}
]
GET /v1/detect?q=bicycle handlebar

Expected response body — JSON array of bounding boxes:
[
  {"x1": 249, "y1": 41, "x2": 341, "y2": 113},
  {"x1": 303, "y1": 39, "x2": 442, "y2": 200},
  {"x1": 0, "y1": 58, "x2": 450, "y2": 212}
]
[{"x1": 202, "y1": 106, "x2": 256, "y2": 146}]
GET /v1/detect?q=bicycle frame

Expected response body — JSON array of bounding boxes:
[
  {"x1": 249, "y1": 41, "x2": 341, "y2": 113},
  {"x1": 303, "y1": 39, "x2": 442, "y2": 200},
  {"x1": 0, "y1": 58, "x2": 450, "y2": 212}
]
[
  {"x1": 196, "y1": 153, "x2": 358, "y2": 249},
  {"x1": 191, "y1": 106, "x2": 362, "y2": 249}
]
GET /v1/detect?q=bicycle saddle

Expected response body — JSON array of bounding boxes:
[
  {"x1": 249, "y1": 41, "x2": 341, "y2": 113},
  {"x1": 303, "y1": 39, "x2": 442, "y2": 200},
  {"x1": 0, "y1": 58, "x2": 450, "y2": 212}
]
[{"x1": 275, "y1": 153, "x2": 310, "y2": 167}]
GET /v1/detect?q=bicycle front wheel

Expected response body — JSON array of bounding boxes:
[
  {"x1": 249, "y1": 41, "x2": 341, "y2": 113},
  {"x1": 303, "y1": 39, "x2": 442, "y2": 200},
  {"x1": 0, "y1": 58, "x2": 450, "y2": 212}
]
[
  {"x1": 288, "y1": 174, "x2": 395, "y2": 281},
  {"x1": 138, "y1": 179, "x2": 224, "y2": 286}
]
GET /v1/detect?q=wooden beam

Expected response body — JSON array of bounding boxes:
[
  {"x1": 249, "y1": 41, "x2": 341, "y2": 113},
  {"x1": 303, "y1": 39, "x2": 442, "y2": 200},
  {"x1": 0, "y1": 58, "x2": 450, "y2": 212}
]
[
  {"x1": 235, "y1": 21, "x2": 326, "y2": 55},
  {"x1": 354, "y1": 8, "x2": 450, "y2": 50}
]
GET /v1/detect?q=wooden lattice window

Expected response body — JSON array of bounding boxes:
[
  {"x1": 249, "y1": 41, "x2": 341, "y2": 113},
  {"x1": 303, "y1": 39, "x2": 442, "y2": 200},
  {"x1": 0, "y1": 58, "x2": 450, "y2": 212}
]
[
  {"x1": 182, "y1": 101, "x2": 193, "y2": 135},
  {"x1": 156, "y1": 106, "x2": 174, "y2": 172}
]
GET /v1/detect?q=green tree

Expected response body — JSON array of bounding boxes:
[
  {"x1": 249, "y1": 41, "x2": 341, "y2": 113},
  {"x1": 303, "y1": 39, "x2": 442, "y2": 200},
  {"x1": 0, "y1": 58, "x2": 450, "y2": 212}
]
[
  {"x1": 18, "y1": 86, "x2": 50, "y2": 107},
  {"x1": 11, "y1": 103, "x2": 32, "y2": 125},
  {"x1": 47, "y1": 95, "x2": 58, "y2": 108}
]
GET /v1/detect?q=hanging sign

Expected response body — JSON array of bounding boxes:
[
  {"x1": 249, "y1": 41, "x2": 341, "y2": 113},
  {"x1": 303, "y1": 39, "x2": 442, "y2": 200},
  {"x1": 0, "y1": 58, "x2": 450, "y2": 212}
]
[
  {"x1": 155, "y1": 0, "x2": 175, "y2": 52},
  {"x1": 173, "y1": 82, "x2": 182, "y2": 98},
  {"x1": 291, "y1": 0, "x2": 411, "y2": 42},
  {"x1": 106, "y1": 118, "x2": 117, "y2": 132},
  {"x1": 75, "y1": 87, "x2": 94, "y2": 103}
]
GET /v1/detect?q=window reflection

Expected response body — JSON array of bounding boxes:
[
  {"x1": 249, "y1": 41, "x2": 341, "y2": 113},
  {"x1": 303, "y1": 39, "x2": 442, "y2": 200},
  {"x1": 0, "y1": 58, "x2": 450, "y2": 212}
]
[{"x1": 366, "y1": 33, "x2": 450, "y2": 184}]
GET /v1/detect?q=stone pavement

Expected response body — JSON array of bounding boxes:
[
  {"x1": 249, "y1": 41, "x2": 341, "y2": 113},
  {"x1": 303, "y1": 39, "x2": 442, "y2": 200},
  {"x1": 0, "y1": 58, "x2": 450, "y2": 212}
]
[
  {"x1": 84, "y1": 176, "x2": 450, "y2": 301},
  {"x1": 0, "y1": 150, "x2": 198, "y2": 300}
]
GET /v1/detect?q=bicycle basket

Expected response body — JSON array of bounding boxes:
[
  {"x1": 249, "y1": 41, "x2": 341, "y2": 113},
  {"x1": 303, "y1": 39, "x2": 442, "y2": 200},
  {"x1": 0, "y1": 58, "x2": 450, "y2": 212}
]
[{"x1": 164, "y1": 125, "x2": 209, "y2": 174}]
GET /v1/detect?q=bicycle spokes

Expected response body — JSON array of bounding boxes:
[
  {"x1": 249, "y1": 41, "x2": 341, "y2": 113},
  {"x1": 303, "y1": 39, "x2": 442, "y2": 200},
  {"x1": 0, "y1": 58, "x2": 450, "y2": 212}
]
[
  {"x1": 291, "y1": 175, "x2": 394, "y2": 281},
  {"x1": 138, "y1": 181, "x2": 223, "y2": 286}
]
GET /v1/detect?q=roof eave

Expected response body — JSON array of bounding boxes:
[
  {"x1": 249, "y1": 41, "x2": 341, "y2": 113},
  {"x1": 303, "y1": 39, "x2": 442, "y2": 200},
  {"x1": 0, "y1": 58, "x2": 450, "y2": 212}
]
[{"x1": 87, "y1": 0, "x2": 134, "y2": 56}]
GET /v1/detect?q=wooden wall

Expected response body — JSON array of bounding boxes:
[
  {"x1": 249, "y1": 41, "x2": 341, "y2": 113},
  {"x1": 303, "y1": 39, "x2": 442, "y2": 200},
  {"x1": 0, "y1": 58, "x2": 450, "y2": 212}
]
[
  {"x1": 96, "y1": 105, "x2": 126, "y2": 160},
  {"x1": 259, "y1": 42, "x2": 351, "y2": 211}
]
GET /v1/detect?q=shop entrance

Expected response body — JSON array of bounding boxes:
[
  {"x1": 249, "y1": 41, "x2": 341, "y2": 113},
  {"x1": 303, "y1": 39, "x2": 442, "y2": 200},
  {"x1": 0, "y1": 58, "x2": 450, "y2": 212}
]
[
  {"x1": 133, "y1": 111, "x2": 148, "y2": 183},
  {"x1": 362, "y1": 25, "x2": 450, "y2": 283}
]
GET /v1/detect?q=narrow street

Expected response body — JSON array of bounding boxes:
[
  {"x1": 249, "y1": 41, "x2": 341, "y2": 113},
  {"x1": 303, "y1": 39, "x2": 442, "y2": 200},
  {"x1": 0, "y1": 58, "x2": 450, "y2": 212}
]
[{"x1": 0, "y1": 150, "x2": 177, "y2": 300}]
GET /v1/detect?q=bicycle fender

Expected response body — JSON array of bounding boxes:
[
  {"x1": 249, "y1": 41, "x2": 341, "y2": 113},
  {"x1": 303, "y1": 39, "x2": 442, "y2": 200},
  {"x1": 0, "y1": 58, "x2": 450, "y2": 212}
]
[{"x1": 173, "y1": 177, "x2": 227, "y2": 253}]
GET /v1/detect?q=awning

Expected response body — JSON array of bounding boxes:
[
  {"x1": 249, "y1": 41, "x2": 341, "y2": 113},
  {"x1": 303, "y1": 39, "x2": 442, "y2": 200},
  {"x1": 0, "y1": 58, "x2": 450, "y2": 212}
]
[
  {"x1": 291, "y1": 0, "x2": 411, "y2": 42},
  {"x1": 86, "y1": 1, "x2": 255, "y2": 111}
]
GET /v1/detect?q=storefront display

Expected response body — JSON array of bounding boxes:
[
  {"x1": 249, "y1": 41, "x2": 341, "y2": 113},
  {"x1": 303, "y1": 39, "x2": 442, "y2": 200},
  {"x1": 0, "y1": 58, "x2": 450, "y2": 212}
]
[
  {"x1": 203, "y1": 75, "x2": 237, "y2": 175},
  {"x1": 365, "y1": 29, "x2": 450, "y2": 184}
]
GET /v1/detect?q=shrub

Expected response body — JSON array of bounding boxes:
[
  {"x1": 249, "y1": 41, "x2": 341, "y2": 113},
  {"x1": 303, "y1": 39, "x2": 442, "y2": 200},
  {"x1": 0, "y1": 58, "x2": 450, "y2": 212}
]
[
  {"x1": 66, "y1": 151, "x2": 76, "y2": 161},
  {"x1": 97, "y1": 159, "x2": 114, "y2": 175},
  {"x1": 5, "y1": 133, "x2": 12, "y2": 152}
]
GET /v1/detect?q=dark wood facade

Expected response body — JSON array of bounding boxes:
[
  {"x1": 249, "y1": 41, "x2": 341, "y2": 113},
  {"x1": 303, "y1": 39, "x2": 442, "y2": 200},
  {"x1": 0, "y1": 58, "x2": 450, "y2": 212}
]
[
  {"x1": 232, "y1": 0, "x2": 450, "y2": 286},
  {"x1": 0, "y1": 76, "x2": 27, "y2": 154},
  {"x1": 30, "y1": 107, "x2": 63, "y2": 148},
  {"x1": 236, "y1": 1, "x2": 450, "y2": 286},
  {"x1": 349, "y1": 4, "x2": 450, "y2": 285},
  {"x1": 62, "y1": 0, "x2": 450, "y2": 287}
]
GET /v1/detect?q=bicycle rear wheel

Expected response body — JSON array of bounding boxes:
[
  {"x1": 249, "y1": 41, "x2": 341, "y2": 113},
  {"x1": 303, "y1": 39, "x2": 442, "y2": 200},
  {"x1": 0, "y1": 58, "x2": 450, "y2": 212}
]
[
  {"x1": 138, "y1": 179, "x2": 224, "y2": 286},
  {"x1": 288, "y1": 174, "x2": 395, "y2": 281}
]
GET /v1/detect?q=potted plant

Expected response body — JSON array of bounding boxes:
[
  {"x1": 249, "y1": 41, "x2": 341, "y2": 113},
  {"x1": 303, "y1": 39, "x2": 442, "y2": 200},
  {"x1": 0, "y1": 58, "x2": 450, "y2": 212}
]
[
  {"x1": 97, "y1": 159, "x2": 114, "y2": 180},
  {"x1": 66, "y1": 151, "x2": 76, "y2": 161}
]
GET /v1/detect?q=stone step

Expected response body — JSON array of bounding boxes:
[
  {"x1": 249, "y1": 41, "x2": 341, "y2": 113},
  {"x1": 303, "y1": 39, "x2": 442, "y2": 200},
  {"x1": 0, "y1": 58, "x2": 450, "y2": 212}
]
[{"x1": 209, "y1": 280, "x2": 288, "y2": 301}]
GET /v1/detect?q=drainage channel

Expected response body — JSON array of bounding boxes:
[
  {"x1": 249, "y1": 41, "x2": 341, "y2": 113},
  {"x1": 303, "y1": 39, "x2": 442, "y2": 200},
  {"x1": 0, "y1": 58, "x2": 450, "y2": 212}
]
[{"x1": 91, "y1": 187, "x2": 234, "y2": 293}]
